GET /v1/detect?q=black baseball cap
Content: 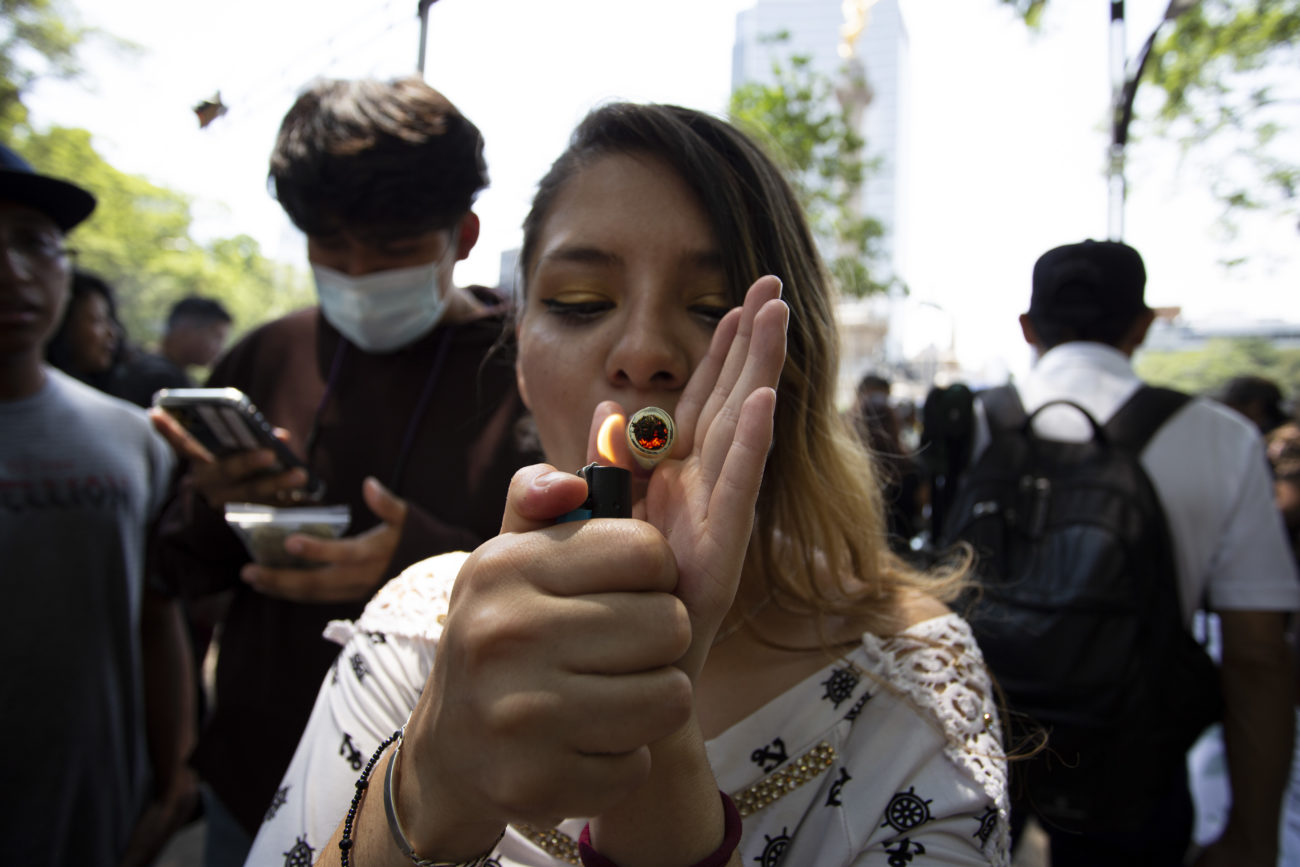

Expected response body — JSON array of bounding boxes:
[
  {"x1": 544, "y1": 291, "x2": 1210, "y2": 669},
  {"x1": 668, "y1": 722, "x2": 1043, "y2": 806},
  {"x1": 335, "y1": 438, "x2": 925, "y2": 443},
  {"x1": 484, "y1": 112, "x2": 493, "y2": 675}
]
[
  {"x1": 0, "y1": 143, "x2": 97, "y2": 231},
  {"x1": 1030, "y1": 239, "x2": 1149, "y2": 325}
]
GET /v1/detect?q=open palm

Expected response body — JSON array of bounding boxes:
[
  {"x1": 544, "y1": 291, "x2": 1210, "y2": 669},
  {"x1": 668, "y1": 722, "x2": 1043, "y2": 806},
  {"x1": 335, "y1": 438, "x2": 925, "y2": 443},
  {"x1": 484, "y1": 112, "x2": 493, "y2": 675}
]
[{"x1": 641, "y1": 275, "x2": 787, "y2": 678}]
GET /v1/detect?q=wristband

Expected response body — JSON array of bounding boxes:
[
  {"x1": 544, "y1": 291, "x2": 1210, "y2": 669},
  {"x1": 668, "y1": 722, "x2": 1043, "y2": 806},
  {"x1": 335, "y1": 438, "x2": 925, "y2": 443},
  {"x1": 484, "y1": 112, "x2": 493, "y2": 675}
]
[
  {"x1": 577, "y1": 791, "x2": 742, "y2": 867},
  {"x1": 383, "y1": 726, "x2": 504, "y2": 867}
]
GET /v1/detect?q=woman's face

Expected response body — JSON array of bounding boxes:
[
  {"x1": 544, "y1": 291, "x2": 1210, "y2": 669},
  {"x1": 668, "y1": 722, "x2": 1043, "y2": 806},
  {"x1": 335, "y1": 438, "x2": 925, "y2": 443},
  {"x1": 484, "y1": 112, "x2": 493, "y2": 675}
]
[
  {"x1": 516, "y1": 152, "x2": 730, "y2": 473},
  {"x1": 68, "y1": 292, "x2": 119, "y2": 374}
]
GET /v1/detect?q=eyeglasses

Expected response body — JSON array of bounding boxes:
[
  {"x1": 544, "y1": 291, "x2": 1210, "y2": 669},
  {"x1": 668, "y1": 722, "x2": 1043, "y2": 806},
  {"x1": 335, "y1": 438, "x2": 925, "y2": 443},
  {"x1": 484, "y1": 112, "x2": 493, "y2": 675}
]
[{"x1": 0, "y1": 226, "x2": 77, "y2": 273}]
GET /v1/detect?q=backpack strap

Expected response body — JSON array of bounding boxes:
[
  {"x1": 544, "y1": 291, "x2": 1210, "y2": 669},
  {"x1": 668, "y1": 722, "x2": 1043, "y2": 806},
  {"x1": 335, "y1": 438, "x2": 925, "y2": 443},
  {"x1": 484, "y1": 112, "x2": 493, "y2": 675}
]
[
  {"x1": 1103, "y1": 386, "x2": 1191, "y2": 454},
  {"x1": 977, "y1": 384, "x2": 1027, "y2": 434}
]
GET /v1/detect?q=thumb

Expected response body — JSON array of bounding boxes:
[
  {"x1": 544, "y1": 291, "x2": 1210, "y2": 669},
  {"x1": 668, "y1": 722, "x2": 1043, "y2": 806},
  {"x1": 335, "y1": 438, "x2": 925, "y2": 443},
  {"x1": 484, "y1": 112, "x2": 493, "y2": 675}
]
[
  {"x1": 500, "y1": 463, "x2": 589, "y2": 534},
  {"x1": 363, "y1": 476, "x2": 408, "y2": 527}
]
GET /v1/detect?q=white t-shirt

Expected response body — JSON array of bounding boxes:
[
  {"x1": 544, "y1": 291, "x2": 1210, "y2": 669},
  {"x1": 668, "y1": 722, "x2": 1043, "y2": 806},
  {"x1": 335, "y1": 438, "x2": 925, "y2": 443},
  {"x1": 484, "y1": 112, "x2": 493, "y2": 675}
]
[
  {"x1": 245, "y1": 553, "x2": 1011, "y2": 867},
  {"x1": 973, "y1": 342, "x2": 1300, "y2": 624}
]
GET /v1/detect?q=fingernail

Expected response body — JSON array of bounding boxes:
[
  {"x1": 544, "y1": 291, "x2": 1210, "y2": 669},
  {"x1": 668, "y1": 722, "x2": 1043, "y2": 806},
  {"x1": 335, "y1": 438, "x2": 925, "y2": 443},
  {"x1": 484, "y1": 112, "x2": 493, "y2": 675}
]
[
  {"x1": 536, "y1": 470, "x2": 571, "y2": 489},
  {"x1": 772, "y1": 275, "x2": 783, "y2": 297},
  {"x1": 284, "y1": 538, "x2": 303, "y2": 554}
]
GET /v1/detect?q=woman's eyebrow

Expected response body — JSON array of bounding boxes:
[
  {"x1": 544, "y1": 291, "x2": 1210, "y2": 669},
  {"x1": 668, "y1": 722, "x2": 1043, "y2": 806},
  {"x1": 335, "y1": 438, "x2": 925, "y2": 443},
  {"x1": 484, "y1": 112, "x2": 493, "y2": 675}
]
[
  {"x1": 536, "y1": 245, "x2": 724, "y2": 276},
  {"x1": 537, "y1": 244, "x2": 622, "y2": 269},
  {"x1": 684, "y1": 249, "x2": 725, "y2": 272}
]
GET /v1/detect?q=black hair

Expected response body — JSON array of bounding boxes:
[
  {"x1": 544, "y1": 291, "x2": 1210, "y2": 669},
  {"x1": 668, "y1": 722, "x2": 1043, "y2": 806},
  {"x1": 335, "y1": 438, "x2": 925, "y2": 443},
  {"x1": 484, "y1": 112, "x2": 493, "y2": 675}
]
[
  {"x1": 1025, "y1": 311, "x2": 1139, "y2": 350},
  {"x1": 856, "y1": 373, "x2": 891, "y2": 398},
  {"x1": 167, "y1": 295, "x2": 232, "y2": 329},
  {"x1": 44, "y1": 269, "x2": 125, "y2": 387},
  {"x1": 269, "y1": 76, "x2": 488, "y2": 242}
]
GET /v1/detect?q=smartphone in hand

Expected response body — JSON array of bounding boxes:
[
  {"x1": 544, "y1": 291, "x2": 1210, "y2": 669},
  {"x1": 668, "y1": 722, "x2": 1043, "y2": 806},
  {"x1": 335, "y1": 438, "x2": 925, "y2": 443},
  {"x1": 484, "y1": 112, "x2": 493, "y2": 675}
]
[{"x1": 153, "y1": 387, "x2": 326, "y2": 501}]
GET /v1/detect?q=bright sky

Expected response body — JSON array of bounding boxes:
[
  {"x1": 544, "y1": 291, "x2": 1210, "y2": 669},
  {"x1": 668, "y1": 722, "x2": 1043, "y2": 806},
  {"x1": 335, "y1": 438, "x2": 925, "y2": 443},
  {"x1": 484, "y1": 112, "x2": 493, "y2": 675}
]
[{"x1": 29, "y1": 0, "x2": 1299, "y2": 384}]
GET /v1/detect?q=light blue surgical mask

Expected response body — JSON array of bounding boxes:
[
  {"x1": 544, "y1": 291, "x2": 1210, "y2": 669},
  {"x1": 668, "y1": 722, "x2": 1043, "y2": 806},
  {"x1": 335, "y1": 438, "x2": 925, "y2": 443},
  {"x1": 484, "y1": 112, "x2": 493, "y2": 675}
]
[{"x1": 312, "y1": 259, "x2": 449, "y2": 353}]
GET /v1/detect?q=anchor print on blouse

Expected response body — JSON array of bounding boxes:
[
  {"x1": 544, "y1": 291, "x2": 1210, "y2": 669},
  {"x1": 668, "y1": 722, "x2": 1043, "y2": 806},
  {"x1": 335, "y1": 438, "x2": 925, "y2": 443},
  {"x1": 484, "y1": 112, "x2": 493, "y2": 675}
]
[
  {"x1": 825, "y1": 767, "x2": 852, "y2": 807},
  {"x1": 264, "y1": 785, "x2": 289, "y2": 823},
  {"x1": 750, "y1": 737, "x2": 789, "y2": 773},
  {"x1": 339, "y1": 732, "x2": 364, "y2": 771},
  {"x1": 885, "y1": 838, "x2": 926, "y2": 866},
  {"x1": 350, "y1": 651, "x2": 371, "y2": 683},
  {"x1": 973, "y1": 805, "x2": 998, "y2": 848},
  {"x1": 843, "y1": 691, "x2": 872, "y2": 723}
]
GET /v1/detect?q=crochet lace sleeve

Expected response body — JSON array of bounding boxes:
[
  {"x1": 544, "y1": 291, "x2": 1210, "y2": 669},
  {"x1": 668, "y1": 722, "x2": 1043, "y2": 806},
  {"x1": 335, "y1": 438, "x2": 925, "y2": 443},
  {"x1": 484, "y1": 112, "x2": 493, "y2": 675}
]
[
  {"x1": 860, "y1": 613, "x2": 1010, "y2": 859},
  {"x1": 323, "y1": 551, "x2": 469, "y2": 647}
]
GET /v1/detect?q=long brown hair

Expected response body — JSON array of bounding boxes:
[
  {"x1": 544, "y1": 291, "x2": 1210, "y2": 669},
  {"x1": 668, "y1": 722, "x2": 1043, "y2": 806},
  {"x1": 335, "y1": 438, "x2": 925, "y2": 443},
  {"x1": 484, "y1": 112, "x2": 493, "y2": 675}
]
[{"x1": 520, "y1": 103, "x2": 968, "y2": 636}]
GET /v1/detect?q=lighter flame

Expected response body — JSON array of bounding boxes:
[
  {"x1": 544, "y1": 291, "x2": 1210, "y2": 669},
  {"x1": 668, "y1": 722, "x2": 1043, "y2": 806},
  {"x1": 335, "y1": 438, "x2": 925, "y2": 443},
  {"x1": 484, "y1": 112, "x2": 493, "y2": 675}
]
[{"x1": 597, "y1": 413, "x2": 625, "y2": 464}]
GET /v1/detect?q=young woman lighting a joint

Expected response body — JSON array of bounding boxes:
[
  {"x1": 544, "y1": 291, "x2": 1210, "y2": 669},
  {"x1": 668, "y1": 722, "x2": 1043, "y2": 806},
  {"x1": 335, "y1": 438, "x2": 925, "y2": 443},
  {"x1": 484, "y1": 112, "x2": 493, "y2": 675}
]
[{"x1": 246, "y1": 102, "x2": 1008, "y2": 867}]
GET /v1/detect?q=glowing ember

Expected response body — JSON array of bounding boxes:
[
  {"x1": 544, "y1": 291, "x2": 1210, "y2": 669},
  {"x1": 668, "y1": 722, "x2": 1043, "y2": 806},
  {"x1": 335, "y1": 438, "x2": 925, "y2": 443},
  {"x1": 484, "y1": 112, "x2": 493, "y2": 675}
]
[
  {"x1": 626, "y1": 407, "x2": 676, "y2": 470},
  {"x1": 597, "y1": 413, "x2": 624, "y2": 464},
  {"x1": 632, "y1": 416, "x2": 670, "y2": 451}
]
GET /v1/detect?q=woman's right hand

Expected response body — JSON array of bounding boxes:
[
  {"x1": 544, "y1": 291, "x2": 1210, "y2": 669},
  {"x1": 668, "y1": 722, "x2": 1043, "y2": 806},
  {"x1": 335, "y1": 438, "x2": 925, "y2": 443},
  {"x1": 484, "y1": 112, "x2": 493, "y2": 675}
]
[
  {"x1": 149, "y1": 408, "x2": 310, "y2": 508},
  {"x1": 393, "y1": 463, "x2": 696, "y2": 856}
]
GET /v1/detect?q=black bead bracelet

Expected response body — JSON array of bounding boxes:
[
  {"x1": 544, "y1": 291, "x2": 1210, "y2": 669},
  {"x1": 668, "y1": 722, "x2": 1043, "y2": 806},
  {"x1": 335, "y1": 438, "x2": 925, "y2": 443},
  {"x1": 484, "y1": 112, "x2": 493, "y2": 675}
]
[{"x1": 339, "y1": 728, "x2": 403, "y2": 867}]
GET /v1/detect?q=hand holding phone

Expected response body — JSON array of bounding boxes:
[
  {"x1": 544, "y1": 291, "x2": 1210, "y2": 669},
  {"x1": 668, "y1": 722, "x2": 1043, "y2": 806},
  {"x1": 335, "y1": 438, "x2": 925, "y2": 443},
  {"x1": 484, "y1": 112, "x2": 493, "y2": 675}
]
[{"x1": 152, "y1": 387, "x2": 326, "y2": 502}]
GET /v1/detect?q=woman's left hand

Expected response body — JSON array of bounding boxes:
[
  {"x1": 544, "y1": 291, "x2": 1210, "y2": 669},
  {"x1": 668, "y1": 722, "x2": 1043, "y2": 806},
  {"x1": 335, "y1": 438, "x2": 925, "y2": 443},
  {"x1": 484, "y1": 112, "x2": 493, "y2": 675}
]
[{"x1": 618, "y1": 274, "x2": 788, "y2": 680}]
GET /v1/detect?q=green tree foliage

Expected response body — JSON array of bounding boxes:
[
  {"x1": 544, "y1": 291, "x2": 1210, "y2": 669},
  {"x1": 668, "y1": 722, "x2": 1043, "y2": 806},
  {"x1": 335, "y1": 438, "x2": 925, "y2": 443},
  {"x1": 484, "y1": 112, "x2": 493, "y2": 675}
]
[
  {"x1": 1002, "y1": 0, "x2": 1300, "y2": 231},
  {"x1": 0, "y1": 0, "x2": 84, "y2": 130},
  {"x1": 1135, "y1": 337, "x2": 1300, "y2": 399},
  {"x1": 1147, "y1": 0, "x2": 1299, "y2": 230},
  {"x1": 11, "y1": 123, "x2": 314, "y2": 347},
  {"x1": 729, "y1": 34, "x2": 894, "y2": 298},
  {"x1": 3, "y1": 1, "x2": 312, "y2": 350}
]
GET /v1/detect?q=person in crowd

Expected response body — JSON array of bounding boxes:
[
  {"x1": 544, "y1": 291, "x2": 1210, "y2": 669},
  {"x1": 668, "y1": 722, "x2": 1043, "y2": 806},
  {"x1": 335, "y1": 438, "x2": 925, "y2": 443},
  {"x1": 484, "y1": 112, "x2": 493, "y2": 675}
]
[
  {"x1": 148, "y1": 76, "x2": 540, "y2": 867},
  {"x1": 1214, "y1": 374, "x2": 1289, "y2": 436},
  {"x1": 115, "y1": 295, "x2": 233, "y2": 408},
  {"x1": 856, "y1": 371, "x2": 892, "y2": 402},
  {"x1": 996, "y1": 239, "x2": 1298, "y2": 866},
  {"x1": 1262, "y1": 420, "x2": 1300, "y2": 865},
  {"x1": 1269, "y1": 421, "x2": 1300, "y2": 561},
  {"x1": 245, "y1": 102, "x2": 1010, "y2": 867},
  {"x1": 1, "y1": 144, "x2": 196, "y2": 865},
  {"x1": 847, "y1": 373, "x2": 923, "y2": 556},
  {"x1": 114, "y1": 295, "x2": 235, "y2": 729},
  {"x1": 43, "y1": 267, "x2": 124, "y2": 392}
]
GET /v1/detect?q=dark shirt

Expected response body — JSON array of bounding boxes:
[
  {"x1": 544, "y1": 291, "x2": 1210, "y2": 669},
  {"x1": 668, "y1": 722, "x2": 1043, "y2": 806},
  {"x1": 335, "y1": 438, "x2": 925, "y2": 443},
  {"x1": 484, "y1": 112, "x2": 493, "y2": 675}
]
[
  {"x1": 153, "y1": 292, "x2": 540, "y2": 832},
  {"x1": 113, "y1": 350, "x2": 194, "y2": 408}
]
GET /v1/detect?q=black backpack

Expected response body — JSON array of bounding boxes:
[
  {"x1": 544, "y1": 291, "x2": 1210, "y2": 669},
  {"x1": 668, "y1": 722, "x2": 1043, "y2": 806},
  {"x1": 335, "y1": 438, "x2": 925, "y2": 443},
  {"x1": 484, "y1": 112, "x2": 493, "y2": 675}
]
[{"x1": 940, "y1": 384, "x2": 1223, "y2": 835}]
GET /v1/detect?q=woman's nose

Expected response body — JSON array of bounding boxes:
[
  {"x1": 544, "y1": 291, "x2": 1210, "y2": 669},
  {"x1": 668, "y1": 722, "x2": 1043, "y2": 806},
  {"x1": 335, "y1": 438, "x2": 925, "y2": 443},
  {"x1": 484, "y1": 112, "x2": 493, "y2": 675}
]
[{"x1": 606, "y1": 313, "x2": 689, "y2": 391}]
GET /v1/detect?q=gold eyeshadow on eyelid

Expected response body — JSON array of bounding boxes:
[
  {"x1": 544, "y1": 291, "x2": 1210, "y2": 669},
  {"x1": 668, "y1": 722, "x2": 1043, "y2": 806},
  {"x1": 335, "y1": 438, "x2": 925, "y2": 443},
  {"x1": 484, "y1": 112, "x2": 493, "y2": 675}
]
[
  {"x1": 547, "y1": 287, "x2": 610, "y2": 305},
  {"x1": 692, "y1": 292, "x2": 729, "y2": 308}
]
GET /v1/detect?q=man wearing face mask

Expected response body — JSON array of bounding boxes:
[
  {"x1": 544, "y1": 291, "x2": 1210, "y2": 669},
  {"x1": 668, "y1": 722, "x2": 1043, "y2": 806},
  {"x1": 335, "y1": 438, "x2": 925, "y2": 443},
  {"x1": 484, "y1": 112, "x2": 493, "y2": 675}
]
[{"x1": 150, "y1": 77, "x2": 539, "y2": 865}]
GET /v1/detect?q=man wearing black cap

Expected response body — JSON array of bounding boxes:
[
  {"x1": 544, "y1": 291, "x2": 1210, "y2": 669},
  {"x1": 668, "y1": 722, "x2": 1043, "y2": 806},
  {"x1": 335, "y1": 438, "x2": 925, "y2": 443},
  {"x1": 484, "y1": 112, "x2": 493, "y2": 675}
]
[
  {"x1": 1002, "y1": 240, "x2": 1299, "y2": 865},
  {"x1": 0, "y1": 144, "x2": 196, "y2": 865}
]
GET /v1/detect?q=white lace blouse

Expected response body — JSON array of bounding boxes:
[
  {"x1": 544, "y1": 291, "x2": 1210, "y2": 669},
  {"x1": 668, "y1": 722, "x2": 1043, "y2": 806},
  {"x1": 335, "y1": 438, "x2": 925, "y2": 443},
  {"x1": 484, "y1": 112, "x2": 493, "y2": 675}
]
[{"x1": 245, "y1": 553, "x2": 1010, "y2": 867}]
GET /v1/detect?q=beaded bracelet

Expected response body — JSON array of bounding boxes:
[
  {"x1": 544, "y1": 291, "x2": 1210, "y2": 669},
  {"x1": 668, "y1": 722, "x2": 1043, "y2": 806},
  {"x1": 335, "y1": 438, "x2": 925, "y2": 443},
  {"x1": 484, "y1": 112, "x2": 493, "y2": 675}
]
[
  {"x1": 576, "y1": 791, "x2": 743, "y2": 867},
  {"x1": 383, "y1": 726, "x2": 503, "y2": 867},
  {"x1": 338, "y1": 727, "x2": 503, "y2": 867},
  {"x1": 339, "y1": 729, "x2": 403, "y2": 867}
]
